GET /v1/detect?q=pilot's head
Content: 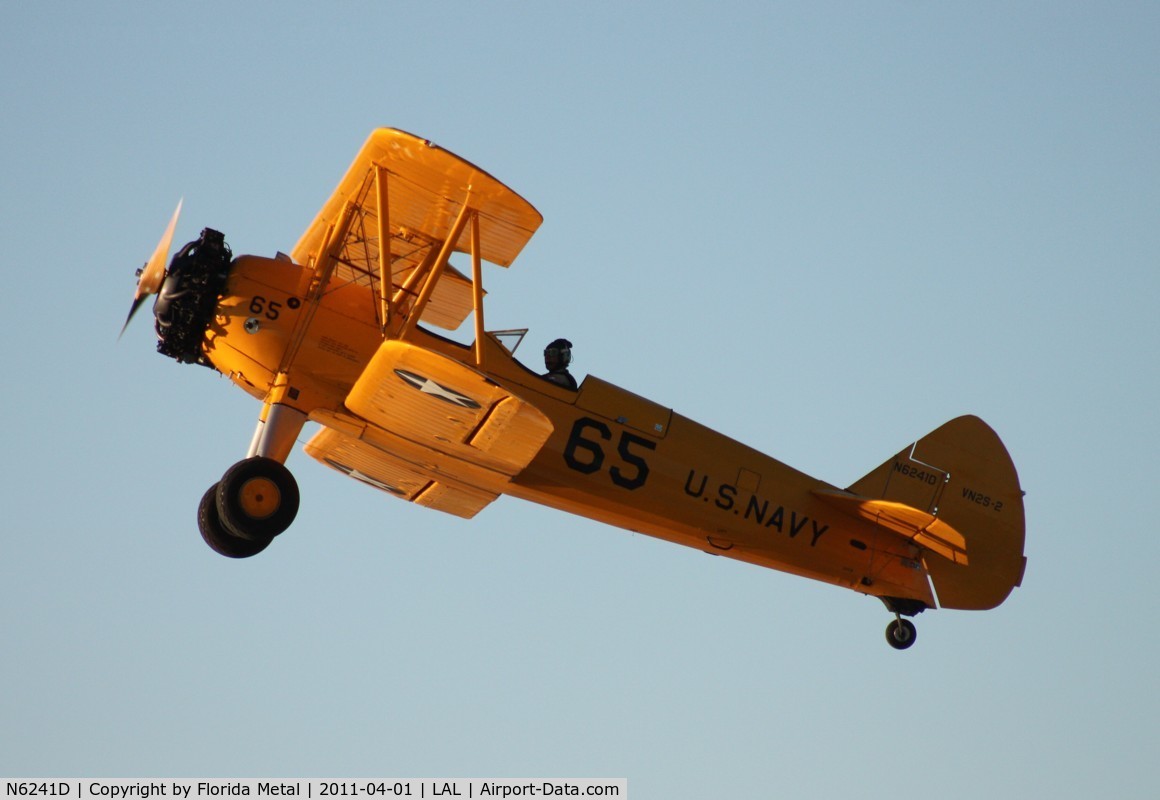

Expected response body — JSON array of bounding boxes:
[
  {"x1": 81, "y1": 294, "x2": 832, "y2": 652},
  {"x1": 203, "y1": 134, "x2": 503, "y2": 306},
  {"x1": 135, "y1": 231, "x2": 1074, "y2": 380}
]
[{"x1": 544, "y1": 338, "x2": 573, "y2": 371}]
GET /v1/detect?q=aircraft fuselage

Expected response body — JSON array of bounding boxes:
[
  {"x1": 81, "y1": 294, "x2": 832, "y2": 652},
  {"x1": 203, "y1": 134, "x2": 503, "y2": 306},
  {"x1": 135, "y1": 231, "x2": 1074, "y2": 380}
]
[{"x1": 194, "y1": 254, "x2": 930, "y2": 609}]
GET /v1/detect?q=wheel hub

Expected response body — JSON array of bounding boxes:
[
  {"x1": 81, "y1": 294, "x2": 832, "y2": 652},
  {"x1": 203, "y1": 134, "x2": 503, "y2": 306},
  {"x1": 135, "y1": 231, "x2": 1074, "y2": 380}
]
[{"x1": 238, "y1": 476, "x2": 281, "y2": 519}]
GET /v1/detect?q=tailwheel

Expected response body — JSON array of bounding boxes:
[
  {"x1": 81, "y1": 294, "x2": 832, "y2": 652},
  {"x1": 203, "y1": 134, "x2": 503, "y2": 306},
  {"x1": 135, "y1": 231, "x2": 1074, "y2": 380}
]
[
  {"x1": 885, "y1": 617, "x2": 918, "y2": 650},
  {"x1": 216, "y1": 456, "x2": 300, "y2": 541},
  {"x1": 198, "y1": 483, "x2": 273, "y2": 558}
]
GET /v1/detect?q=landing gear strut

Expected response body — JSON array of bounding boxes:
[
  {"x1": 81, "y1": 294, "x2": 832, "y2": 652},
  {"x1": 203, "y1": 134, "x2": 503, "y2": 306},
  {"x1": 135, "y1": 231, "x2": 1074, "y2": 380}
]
[{"x1": 196, "y1": 457, "x2": 300, "y2": 558}]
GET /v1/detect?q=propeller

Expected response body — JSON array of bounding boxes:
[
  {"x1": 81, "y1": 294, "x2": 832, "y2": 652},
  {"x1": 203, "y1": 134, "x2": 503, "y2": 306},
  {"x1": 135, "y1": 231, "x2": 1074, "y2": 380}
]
[{"x1": 120, "y1": 198, "x2": 183, "y2": 338}]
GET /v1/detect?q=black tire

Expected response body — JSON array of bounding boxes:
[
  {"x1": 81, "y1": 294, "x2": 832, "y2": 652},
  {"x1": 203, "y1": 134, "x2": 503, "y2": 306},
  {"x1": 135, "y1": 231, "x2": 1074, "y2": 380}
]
[
  {"x1": 198, "y1": 483, "x2": 272, "y2": 558},
  {"x1": 216, "y1": 457, "x2": 300, "y2": 541},
  {"x1": 885, "y1": 618, "x2": 918, "y2": 650}
]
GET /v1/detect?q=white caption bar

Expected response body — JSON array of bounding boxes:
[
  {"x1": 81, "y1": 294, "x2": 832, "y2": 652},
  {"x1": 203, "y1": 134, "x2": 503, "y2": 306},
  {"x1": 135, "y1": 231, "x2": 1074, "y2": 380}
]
[{"x1": 2, "y1": 781, "x2": 626, "y2": 800}]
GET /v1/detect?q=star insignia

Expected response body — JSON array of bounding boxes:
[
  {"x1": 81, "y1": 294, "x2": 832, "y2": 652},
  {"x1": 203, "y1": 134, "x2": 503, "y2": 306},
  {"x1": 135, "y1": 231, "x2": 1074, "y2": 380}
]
[
  {"x1": 324, "y1": 459, "x2": 405, "y2": 495},
  {"x1": 393, "y1": 369, "x2": 481, "y2": 409}
]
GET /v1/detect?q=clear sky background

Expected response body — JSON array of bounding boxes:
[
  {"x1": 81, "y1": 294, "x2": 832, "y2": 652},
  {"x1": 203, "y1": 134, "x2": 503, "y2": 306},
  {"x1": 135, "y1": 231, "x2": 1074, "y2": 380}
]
[{"x1": 2, "y1": 2, "x2": 1157, "y2": 797}]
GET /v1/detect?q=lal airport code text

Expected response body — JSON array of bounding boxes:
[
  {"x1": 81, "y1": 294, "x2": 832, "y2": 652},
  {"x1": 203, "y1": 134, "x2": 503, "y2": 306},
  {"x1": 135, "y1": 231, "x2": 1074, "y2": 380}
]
[{"x1": 3, "y1": 782, "x2": 625, "y2": 799}]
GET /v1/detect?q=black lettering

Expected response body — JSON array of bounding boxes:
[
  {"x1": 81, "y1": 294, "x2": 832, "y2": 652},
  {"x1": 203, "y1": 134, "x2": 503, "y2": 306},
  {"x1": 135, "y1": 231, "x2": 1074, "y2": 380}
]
[
  {"x1": 789, "y1": 511, "x2": 809, "y2": 538},
  {"x1": 563, "y1": 418, "x2": 609, "y2": 474},
  {"x1": 684, "y1": 470, "x2": 707, "y2": 497},
  {"x1": 249, "y1": 295, "x2": 284, "y2": 321},
  {"x1": 965, "y1": 487, "x2": 989, "y2": 506},
  {"x1": 715, "y1": 484, "x2": 737, "y2": 510},
  {"x1": 7, "y1": 787, "x2": 72, "y2": 798},
  {"x1": 961, "y1": 486, "x2": 1005, "y2": 512},
  {"x1": 744, "y1": 495, "x2": 768, "y2": 523},
  {"x1": 895, "y1": 461, "x2": 940, "y2": 485},
  {"x1": 811, "y1": 520, "x2": 829, "y2": 546},
  {"x1": 765, "y1": 505, "x2": 785, "y2": 532},
  {"x1": 611, "y1": 431, "x2": 656, "y2": 490},
  {"x1": 565, "y1": 417, "x2": 658, "y2": 491}
]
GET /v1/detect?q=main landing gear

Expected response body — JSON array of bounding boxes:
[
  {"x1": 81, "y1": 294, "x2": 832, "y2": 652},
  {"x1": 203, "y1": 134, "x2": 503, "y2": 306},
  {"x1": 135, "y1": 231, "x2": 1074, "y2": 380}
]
[
  {"x1": 197, "y1": 403, "x2": 307, "y2": 557},
  {"x1": 197, "y1": 457, "x2": 300, "y2": 558}
]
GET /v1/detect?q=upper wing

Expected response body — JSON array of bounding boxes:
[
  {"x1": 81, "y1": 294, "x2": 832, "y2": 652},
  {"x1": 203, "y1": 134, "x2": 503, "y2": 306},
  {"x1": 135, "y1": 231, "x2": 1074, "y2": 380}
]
[
  {"x1": 290, "y1": 128, "x2": 543, "y2": 330},
  {"x1": 305, "y1": 340, "x2": 554, "y2": 518}
]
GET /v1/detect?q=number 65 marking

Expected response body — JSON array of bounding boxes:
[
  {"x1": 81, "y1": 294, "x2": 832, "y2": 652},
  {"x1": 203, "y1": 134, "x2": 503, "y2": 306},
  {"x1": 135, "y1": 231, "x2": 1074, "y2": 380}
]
[
  {"x1": 249, "y1": 295, "x2": 282, "y2": 320},
  {"x1": 563, "y1": 417, "x2": 656, "y2": 490}
]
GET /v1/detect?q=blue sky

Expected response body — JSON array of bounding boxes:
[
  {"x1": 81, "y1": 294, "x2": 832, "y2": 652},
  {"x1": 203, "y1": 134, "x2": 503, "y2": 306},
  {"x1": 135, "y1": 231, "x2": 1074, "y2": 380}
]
[{"x1": 2, "y1": 2, "x2": 1157, "y2": 797}]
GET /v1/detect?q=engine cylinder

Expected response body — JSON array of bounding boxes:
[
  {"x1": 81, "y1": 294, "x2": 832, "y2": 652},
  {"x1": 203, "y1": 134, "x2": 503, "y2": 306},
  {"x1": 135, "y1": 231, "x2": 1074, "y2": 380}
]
[{"x1": 154, "y1": 228, "x2": 232, "y2": 366}]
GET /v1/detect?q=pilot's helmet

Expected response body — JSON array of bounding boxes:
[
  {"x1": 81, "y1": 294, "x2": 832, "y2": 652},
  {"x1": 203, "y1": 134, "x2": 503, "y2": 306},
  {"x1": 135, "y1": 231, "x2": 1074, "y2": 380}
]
[{"x1": 544, "y1": 338, "x2": 573, "y2": 370}]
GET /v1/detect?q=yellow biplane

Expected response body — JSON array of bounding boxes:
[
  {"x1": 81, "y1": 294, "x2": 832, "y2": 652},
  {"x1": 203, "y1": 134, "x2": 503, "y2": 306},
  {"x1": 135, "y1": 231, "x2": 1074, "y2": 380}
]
[{"x1": 123, "y1": 129, "x2": 1026, "y2": 649}]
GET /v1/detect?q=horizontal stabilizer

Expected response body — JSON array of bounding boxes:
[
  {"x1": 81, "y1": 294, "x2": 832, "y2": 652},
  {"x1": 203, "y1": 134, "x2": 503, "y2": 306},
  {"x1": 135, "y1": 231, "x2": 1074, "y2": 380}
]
[{"x1": 813, "y1": 489, "x2": 968, "y2": 565}]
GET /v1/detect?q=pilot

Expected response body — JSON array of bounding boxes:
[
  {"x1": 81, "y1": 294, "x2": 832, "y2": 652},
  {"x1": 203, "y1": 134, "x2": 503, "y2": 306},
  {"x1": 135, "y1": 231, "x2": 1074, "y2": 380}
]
[{"x1": 542, "y1": 338, "x2": 577, "y2": 390}]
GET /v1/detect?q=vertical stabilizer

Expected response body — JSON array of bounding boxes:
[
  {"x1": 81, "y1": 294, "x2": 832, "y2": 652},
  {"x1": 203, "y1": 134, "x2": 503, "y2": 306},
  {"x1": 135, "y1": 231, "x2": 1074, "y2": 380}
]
[{"x1": 848, "y1": 416, "x2": 1026, "y2": 610}]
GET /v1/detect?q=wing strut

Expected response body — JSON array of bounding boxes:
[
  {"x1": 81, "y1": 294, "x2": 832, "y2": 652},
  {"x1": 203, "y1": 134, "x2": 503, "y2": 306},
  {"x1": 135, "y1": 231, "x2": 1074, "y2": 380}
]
[
  {"x1": 399, "y1": 201, "x2": 475, "y2": 340},
  {"x1": 470, "y1": 213, "x2": 485, "y2": 369},
  {"x1": 278, "y1": 199, "x2": 356, "y2": 378},
  {"x1": 375, "y1": 165, "x2": 391, "y2": 334}
]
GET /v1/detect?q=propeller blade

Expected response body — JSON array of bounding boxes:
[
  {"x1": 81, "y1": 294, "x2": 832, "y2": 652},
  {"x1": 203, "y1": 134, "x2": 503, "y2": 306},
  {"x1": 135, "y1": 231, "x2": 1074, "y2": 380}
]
[
  {"x1": 120, "y1": 199, "x2": 182, "y2": 338},
  {"x1": 119, "y1": 294, "x2": 151, "y2": 339}
]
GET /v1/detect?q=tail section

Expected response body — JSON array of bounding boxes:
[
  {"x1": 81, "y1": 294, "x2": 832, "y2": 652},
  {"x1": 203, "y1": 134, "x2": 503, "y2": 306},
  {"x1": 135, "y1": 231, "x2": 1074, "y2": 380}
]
[{"x1": 846, "y1": 415, "x2": 1026, "y2": 610}]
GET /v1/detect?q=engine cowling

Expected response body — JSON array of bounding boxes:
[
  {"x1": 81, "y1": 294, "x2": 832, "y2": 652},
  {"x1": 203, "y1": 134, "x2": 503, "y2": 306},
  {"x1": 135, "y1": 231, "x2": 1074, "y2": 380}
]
[{"x1": 154, "y1": 228, "x2": 232, "y2": 366}]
